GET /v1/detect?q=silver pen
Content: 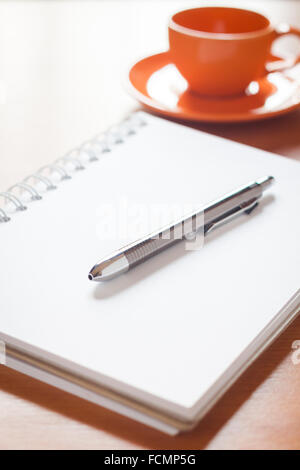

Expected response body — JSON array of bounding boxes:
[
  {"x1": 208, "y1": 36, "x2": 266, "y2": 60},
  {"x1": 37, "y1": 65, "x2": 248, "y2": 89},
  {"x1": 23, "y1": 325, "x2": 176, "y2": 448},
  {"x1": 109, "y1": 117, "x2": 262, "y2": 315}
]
[{"x1": 89, "y1": 176, "x2": 274, "y2": 281}]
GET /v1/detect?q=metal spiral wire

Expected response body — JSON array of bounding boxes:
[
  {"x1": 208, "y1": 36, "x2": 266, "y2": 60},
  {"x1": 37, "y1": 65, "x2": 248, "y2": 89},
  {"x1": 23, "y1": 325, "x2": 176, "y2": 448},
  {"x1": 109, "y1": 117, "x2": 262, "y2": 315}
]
[{"x1": 0, "y1": 113, "x2": 147, "y2": 223}]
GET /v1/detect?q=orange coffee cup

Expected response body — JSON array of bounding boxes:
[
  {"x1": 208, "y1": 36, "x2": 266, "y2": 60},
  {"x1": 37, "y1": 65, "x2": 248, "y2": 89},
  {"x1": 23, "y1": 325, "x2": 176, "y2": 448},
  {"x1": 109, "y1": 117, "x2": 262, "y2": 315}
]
[{"x1": 168, "y1": 7, "x2": 300, "y2": 96}]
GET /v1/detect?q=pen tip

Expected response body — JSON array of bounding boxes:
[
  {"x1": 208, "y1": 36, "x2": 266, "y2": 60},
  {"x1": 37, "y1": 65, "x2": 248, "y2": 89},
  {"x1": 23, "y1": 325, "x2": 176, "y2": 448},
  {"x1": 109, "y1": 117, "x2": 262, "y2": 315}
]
[{"x1": 88, "y1": 254, "x2": 130, "y2": 282}]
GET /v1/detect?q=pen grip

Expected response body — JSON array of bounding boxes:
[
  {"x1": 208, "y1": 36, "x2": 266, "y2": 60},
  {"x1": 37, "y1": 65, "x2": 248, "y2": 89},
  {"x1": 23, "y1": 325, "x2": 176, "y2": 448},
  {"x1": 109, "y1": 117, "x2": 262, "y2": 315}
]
[{"x1": 125, "y1": 237, "x2": 179, "y2": 268}]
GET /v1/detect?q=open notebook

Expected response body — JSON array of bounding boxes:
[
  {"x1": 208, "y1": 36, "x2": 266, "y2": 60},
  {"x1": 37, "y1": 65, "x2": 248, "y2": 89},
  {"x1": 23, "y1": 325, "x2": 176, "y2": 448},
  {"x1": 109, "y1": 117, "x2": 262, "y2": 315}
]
[{"x1": 0, "y1": 112, "x2": 300, "y2": 434}]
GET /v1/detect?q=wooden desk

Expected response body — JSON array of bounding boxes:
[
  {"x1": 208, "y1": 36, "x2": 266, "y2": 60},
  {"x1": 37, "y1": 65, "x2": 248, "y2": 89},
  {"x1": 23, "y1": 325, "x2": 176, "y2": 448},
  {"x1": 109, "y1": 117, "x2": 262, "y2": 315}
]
[{"x1": 0, "y1": 0, "x2": 300, "y2": 449}]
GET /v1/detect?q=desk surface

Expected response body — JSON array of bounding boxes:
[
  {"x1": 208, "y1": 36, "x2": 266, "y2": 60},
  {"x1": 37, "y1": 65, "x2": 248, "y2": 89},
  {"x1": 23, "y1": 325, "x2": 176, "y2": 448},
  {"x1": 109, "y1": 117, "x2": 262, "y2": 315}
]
[{"x1": 1, "y1": 0, "x2": 300, "y2": 450}]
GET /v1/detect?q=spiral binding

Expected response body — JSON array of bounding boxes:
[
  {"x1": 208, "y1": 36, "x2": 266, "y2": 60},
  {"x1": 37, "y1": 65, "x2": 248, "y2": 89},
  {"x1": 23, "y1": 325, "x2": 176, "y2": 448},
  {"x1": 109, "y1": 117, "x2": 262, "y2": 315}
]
[{"x1": 0, "y1": 113, "x2": 147, "y2": 223}]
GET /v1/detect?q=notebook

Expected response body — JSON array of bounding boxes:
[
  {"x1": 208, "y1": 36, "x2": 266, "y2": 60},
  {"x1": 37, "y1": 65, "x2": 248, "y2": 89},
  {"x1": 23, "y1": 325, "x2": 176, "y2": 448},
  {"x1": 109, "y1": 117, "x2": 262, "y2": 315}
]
[{"x1": 0, "y1": 112, "x2": 299, "y2": 435}]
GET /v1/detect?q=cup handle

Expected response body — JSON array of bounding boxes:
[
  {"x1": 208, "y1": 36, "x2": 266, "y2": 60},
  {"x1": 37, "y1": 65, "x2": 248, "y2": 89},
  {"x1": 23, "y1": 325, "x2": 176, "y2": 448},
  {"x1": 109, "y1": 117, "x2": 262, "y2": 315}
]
[{"x1": 265, "y1": 24, "x2": 300, "y2": 73}]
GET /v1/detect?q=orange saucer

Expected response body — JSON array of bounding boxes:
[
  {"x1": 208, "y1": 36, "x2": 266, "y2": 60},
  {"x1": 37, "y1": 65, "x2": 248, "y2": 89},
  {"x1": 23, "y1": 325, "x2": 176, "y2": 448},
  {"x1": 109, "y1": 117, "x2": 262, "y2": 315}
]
[{"x1": 128, "y1": 52, "x2": 300, "y2": 122}]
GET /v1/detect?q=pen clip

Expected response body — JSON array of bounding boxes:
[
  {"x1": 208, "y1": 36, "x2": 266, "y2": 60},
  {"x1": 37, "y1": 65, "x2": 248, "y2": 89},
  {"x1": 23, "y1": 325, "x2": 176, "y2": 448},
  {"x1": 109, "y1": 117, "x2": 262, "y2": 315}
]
[{"x1": 204, "y1": 197, "x2": 259, "y2": 235}]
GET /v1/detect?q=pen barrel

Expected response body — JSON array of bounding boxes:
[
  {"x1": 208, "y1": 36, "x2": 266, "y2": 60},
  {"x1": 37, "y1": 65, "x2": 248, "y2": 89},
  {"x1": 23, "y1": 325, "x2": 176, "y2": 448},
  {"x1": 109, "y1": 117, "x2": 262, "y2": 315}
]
[
  {"x1": 124, "y1": 182, "x2": 265, "y2": 269},
  {"x1": 125, "y1": 236, "x2": 180, "y2": 268}
]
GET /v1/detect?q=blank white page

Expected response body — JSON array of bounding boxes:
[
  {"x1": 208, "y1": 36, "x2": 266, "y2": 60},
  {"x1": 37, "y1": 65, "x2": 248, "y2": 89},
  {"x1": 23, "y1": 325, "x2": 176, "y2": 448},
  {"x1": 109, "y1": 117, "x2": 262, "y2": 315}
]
[{"x1": 1, "y1": 112, "x2": 299, "y2": 418}]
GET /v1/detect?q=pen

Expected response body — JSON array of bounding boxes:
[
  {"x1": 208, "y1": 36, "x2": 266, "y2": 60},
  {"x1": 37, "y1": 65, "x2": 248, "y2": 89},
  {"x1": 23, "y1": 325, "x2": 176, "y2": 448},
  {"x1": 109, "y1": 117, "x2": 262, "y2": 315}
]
[{"x1": 89, "y1": 176, "x2": 274, "y2": 281}]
